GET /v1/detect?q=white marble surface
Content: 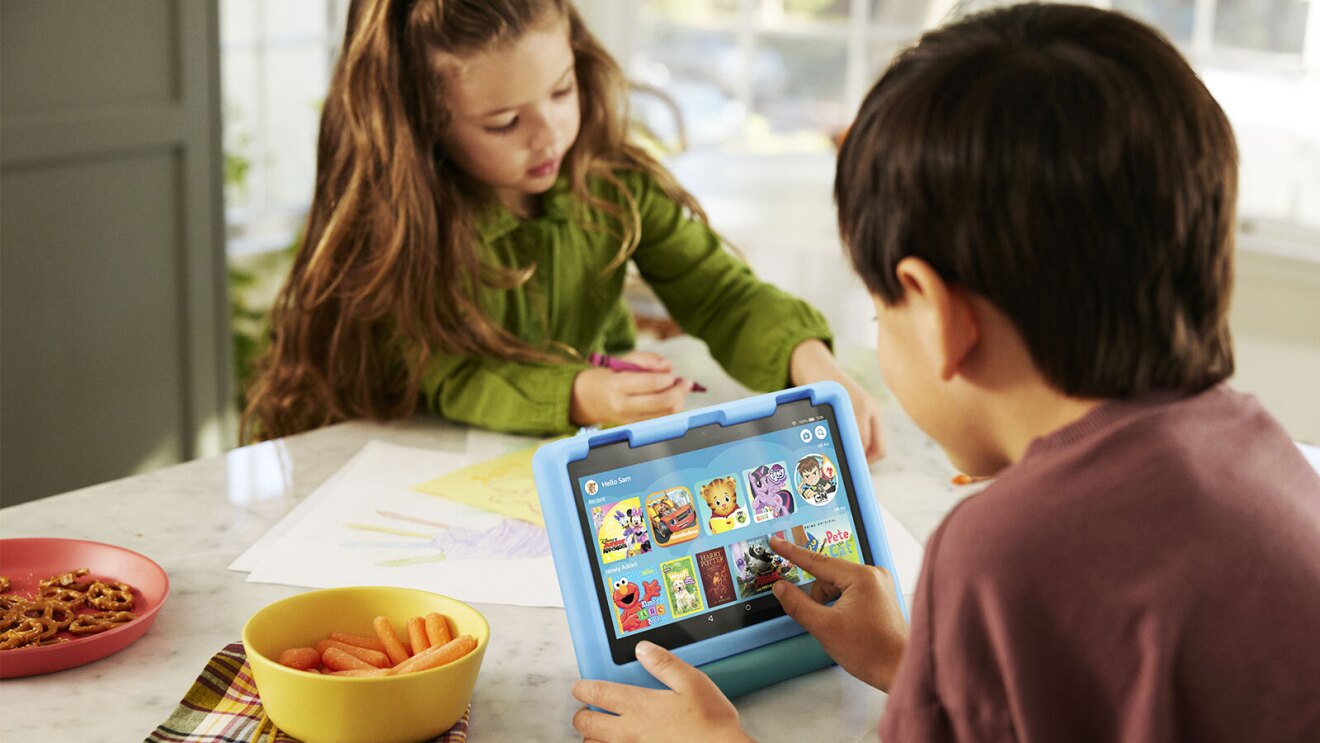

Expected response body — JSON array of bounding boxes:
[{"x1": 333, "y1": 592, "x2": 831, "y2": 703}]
[{"x1": 0, "y1": 339, "x2": 976, "y2": 742}]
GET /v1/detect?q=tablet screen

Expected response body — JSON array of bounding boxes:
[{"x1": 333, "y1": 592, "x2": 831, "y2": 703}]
[{"x1": 567, "y1": 398, "x2": 874, "y2": 665}]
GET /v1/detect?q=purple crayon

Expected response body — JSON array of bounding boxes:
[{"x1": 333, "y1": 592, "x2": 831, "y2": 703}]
[{"x1": 588, "y1": 353, "x2": 707, "y2": 393}]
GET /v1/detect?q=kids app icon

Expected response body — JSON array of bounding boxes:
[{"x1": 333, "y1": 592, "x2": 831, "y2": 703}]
[
  {"x1": 660, "y1": 555, "x2": 706, "y2": 619},
  {"x1": 695, "y1": 475, "x2": 750, "y2": 535},
  {"x1": 793, "y1": 454, "x2": 838, "y2": 506},
  {"x1": 789, "y1": 517, "x2": 862, "y2": 581},
  {"x1": 608, "y1": 566, "x2": 668, "y2": 634},
  {"x1": 695, "y1": 547, "x2": 735, "y2": 607},
  {"x1": 730, "y1": 532, "x2": 804, "y2": 600},
  {"x1": 644, "y1": 487, "x2": 699, "y2": 546},
  {"x1": 744, "y1": 461, "x2": 795, "y2": 523},
  {"x1": 590, "y1": 496, "x2": 652, "y2": 564}
]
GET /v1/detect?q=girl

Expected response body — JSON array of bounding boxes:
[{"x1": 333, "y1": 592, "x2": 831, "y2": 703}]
[{"x1": 242, "y1": 0, "x2": 883, "y2": 458}]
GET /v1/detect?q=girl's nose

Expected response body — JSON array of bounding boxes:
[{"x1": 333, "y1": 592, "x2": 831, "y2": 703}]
[{"x1": 527, "y1": 111, "x2": 555, "y2": 152}]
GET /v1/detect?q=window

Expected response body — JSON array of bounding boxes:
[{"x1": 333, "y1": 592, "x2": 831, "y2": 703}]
[
  {"x1": 220, "y1": 0, "x2": 348, "y2": 256},
  {"x1": 622, "y1": 0, "x2": 1320, "y2": 255}
]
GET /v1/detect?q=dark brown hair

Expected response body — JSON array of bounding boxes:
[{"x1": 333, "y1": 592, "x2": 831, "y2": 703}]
[
  {"x1": 241, "y1": 0, "x2": 705, "y2": 441},
  {"x1": 836, "y1": 2, "x2": 1238, "y2": 397}
]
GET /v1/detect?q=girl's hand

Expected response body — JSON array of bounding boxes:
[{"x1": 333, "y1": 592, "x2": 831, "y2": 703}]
[
  {"x1": 788, "y1": 340, "x2": 886, "y2": 461},
  {"x1": 570, "y1": 359, "x2": 693, "y2": 427},
  {"x1": 571, "y1": 641, "x2": 755, "y2": 743},
  {"x1": 768, "y1": 536, "x2": 909, "y2": 691}
]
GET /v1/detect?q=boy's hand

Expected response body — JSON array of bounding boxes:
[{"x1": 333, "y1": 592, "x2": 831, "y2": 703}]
[
  {"x1": 768, "y1": 536, "x2": 908, "y2": 691},
  {"x1": 571, "y1": 641, "x2": 755, "y2": 743},
  {"x1": 788, "y1": 339, "x2": 886, "y2": 461},
  {"x1": 570, "y1": 353, "x2": 693, "y2": 426}
]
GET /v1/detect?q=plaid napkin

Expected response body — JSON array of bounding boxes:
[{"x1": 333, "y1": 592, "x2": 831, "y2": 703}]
[{"x1": 146, "y1": 642, "x2": 470, "y2": 743}]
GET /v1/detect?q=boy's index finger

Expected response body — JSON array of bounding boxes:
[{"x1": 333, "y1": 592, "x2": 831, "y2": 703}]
[{"x1": 768, "y1": 536, "x2": 854, "y2": 587}]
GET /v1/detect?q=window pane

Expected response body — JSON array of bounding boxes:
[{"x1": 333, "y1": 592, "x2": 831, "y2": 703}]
[
  {"x1": 221, "y1": 0, "x2": 258, "y2": 47},
  {"x1": 221, "y1": 49, "x2": 259, "y2": 217},
  {"x1": 753, "y1": 34, "x2": 848, "y2": 133},
  {"x1": 762, "y1": 0, "x2": 852, "y2": 24},
  {"x1": 641, "y1": 0, "x2": 741, "y2": 25},
  {"x1": 1213, "y1": 0, "x2": 1308, "y2": 53},
  {"x1": 264, "y1": 46, "x2": 329, "y2": 213},
  {"x1": 633, "y1": 25, "x2": 746, "y2": 146},
  {"x1": 1113, "y1": 0, "x2": 1195, "y2": 45},
  {"x1": 265, "y1": 0, "x2": 329, "y2": 40}
]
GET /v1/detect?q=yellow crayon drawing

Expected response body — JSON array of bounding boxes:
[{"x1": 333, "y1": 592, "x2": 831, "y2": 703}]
[{"x1": 411, "y1": 443, "x2": 548, "y2": 526}]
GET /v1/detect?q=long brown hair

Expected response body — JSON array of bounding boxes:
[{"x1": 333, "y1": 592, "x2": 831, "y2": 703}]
[{"x1": 242, "y1": 0, "x2": 705, "y2": 441}]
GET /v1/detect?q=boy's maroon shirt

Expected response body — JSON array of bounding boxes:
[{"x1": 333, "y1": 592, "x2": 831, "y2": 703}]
[{"x1": 882, "y1": 385, "x2": 1320, "y2": 742}]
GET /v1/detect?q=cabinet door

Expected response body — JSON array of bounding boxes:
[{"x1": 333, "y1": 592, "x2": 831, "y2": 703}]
[{"x1": 1, "y1": 0, "x2": 232, "y2": 505}]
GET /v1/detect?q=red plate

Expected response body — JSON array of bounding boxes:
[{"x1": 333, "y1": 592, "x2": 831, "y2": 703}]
[{"x1": 0, "y1": 538, "x2": 169, "y2": 678}]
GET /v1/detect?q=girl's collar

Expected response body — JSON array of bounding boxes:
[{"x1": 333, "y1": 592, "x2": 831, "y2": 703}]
[{"x1": 477, "y1": 174, "x2": 573, "y2": 242}]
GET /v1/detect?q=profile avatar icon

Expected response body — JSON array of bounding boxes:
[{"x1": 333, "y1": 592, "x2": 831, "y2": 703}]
[{"x1": 793, "y1": 454, "x2": 837, "y2": 506}]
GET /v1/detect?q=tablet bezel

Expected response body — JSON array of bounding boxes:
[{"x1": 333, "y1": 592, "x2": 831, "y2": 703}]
[{"x1": 566, "y1": 397, "x2": 874, "y2": 665}]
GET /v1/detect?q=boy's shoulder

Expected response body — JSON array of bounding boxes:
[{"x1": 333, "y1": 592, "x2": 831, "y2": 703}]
[{"x1": 932, "y1": 385, "x2": 1320, "y2": 580}]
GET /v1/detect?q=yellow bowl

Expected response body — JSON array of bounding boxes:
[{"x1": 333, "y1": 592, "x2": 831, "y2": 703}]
[{"x1": 242, "y1": 586, "x2": 489, "y2": 743}]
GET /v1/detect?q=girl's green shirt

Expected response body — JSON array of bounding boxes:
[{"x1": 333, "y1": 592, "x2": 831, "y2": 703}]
[{"x1": 418, "y1": 169, "x2": 832, "y2": 434}]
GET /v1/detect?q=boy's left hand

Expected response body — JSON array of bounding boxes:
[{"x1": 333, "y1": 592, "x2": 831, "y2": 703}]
[{"x1": 571, "y1": 641, "x2": 755, "y2": 743}]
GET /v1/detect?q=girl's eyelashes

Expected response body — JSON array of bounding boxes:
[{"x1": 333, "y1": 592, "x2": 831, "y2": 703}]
[
  {"x1": 484, "y1": 118, "x2": 518, "y2": 134},
  {"x1": 481, "y1": 81, "x2": 574, "y2": 134}
]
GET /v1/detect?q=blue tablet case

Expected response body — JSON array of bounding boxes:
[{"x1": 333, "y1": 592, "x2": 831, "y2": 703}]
[{"x1": 532, "y1": 381, "x2": 908, "y2": 697}]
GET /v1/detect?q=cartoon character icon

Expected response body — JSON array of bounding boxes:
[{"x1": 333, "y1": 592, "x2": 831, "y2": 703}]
[
  {"x1": 746, "y1": 463, "x2": 794, "y2": 522},
  {"x1": 795, "y1": 455, "x2": 838, "y2": 506},
  {"x1": 613, "y1": 507, "x2": 651, "y2": 556},
  {"x1": 699, "y1": 476, "x2": 749, "y2": 533},
  {"x1": 645, "y1": 488, "x2": 699, "y2": 545},
  {"x1": 611, "y1": 577, "x2": 663, "y2": 632}
]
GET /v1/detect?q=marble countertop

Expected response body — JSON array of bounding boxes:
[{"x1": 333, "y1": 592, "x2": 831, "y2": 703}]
[{"x1": 0, "y1": 339, "x2": 976, "y2": 742}]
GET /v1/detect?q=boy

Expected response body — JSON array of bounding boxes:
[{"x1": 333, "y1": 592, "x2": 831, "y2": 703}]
[{"x1": 570, "y1": 4, "x2": 1320, "y2": 741}]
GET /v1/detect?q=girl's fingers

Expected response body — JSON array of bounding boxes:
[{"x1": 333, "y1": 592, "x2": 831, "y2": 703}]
[
  {"x1": 617, "y1": 351, "x2": 673, "y2": 372},
  {"x1": 626, "y1": 381, "x2": 691, "y2": 418},
  {"x1": 614, "y1": 371, "x2": 679, "y2": 395}
]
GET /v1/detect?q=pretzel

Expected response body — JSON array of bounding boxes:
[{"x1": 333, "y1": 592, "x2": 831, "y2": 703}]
[
  {"x1": 38, "y1": 585, "x2": 86, "y2": 609},
  {"x1": 85, "y1": 581, "x2": 135, "y2": 611},
  {"x1": 39, "y1": 568, "x2": 92, "y2": 592},
  {"x1": 0, "y1": 570, "x2": 140, "y2": 650},
  {"x1": 0, "y1": 575, "x2": 9, "y2": 593},
  {"x1": 68, "y1": 611, "x2": 136, "y2": 635},
  {"x1": 18, "y1": 598, "x2": 76, "y2": 630},
  {"x1": 0, "y1": 617, "x2": 44, "y2": 649}
]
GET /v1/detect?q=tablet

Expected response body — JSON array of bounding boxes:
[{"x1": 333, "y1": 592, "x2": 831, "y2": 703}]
[{"x1": 533, "y1": 382, "x2": 907, "y2": 694}]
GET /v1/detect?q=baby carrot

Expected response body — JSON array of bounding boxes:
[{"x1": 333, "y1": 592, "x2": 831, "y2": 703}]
[
  {"x1": 322, "y1": 645, "x2": 376, "y2": 672},
  {"x1": 316, "y1": 638, "x2": 390, "y2": 668},
  {"x1": 407, "y1": 616, "x2": 430, "y2": 654},
  {"x1": 373, "y1": 616, "x2": 410, "y2": 665},
  {"x1": 424, "y1": 612, "x2": 452, "y2": 647},
  {"x1": 277, "y1": 647, "x2": 321, "y2": 670},
  {"x1": 388, "y1": 634, "x2": 477, "y2": 676},
  {"x1": 329, "y1": 632, "x2": 387, "y2": 653},
  {"x1": 330, "y1": 668, "x2": 385, "y2": 677}
]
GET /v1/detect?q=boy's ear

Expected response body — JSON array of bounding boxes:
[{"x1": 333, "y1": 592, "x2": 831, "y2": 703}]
[{"x1": 893, "y1": 257, "x2": 980, "y2": 380}]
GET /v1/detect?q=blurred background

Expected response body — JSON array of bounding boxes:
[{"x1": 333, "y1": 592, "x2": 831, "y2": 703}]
[{"x1": 3, "y1": 0, "x2": 1318, "y2": 505}]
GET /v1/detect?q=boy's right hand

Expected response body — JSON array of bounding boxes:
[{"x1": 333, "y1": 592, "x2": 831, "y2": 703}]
[
  {"x1": 570, "y1": 363, "x2": 693, "y2": 426},
  {"x1": 768, "y1": 536, "x2": 909, "y2": 692}
]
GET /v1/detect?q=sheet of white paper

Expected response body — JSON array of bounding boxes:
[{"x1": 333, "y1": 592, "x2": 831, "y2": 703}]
[
  {"x1": 243, "y1": 440, "x2": 563, "y2": 607},
  {"x1": 229, "y1": 467, "x2": 344, "y2": 573},
  {"x1": 877, "y1": 500, "x2": 924, "y2": 607}
]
